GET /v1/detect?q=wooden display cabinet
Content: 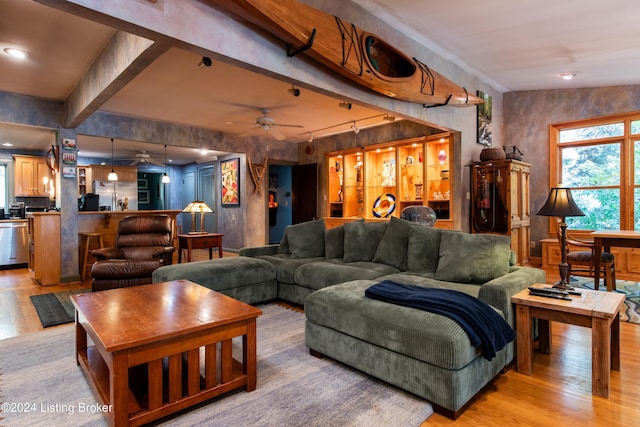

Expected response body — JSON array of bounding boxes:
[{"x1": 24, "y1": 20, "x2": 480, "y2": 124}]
[
  {"x1": 364, "y1": 143, "x2": 397, "y2": 219},
  {"x1": 397, "y1": 137, "x2": 426, "y2": 214},
  {"x1": 326, "y1": 149, "x2": 364, "y2": 218},
  {"x1": 424, "y1": 134, "x2": 452, "y2": 221},
  {"x1": 470, "y1": 159, "x2": 531, "y2": 265}
]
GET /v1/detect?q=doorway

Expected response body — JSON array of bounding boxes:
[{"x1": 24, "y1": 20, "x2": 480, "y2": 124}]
[{"x1": 267, "y1": 165, "x2": 293, "y2": 244}]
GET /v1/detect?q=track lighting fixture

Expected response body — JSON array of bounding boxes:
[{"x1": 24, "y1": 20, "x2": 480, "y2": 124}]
[
  {"x1": 351, "y1": 122, "x2": 360, "y2": 134},
  {"x1": 288, "y1": 85, "x2": 301, "y2": 97},
  {"x1": 162, "y1": 144, "x2": 170, "y2": 184},
  {"x1": 107, "y1": 138, "x2": 118, "y2": 181},
  {"x1": 383, "y1": 114, "x2": 396, "y2": 122},
  {"x1": 308, "y1": 133, "x2": 314, "y2": 143},
  {"x1": 198, "y1": 56, "x2": 212, "y2": 68},
  {"x1": 338, "y1": 101, "x2": 352, "y2": 110}
]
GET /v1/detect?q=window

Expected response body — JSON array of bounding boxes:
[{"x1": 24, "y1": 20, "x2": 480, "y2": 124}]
[{"x1": 551, "y1": 113, "x2": 639, "y2": 230}]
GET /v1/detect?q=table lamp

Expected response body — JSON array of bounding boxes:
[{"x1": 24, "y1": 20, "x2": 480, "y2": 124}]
[
  {"x1": 537, "y1": 187, "x2": 585, "y2": 289},
  {"x1": 182, "y1": 201, "x2": 213, "y2": 234}
]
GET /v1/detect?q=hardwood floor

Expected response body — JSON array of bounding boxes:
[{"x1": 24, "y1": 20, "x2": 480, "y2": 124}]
[{"x1": 1, "y1": 260, "x2": 638, "y2": 425}]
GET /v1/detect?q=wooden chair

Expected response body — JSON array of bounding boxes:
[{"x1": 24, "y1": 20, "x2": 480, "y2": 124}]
[{"x1": 555, "y1": 219, "x2": 616, "y2": 291}]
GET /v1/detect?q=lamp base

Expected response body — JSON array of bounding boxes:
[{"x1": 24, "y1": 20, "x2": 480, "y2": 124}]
[{"x1": 551, "y1": 262, "x2": 574, "y2": 290}]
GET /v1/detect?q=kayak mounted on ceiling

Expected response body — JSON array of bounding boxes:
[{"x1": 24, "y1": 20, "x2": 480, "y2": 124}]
[{"x1": 201, "y1": 0, "x2": 483, "y2": 107}]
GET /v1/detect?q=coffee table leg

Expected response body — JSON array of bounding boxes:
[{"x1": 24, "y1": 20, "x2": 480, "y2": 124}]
[
  {"x1": 592, "y1": 316, "x2": 611, "y2": 397},
  {"x1": 75, "y1": 311, "x2": 87, "y2": 366},
  {"x1": 111, "y1": 352, "x2": 130, "y2": 426},
  {"x1": 611, "y1": 314, "x2": 621, "y2": 371},
  {"x1": 244, "y1": 318, "x2": 257, "y2": 391},
  {"x1": 516, "y1": 304, "x2": 533, "y2": 375}
]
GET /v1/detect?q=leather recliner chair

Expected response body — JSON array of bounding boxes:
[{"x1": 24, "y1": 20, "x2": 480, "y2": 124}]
[{"x1": 91, "y1": 215, "x2": 176, "y2": 291}]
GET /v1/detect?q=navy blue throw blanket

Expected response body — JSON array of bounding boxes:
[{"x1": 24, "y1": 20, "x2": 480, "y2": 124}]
[{"x1": 365, "y1": 280, "x2": 515, "y2": 361}]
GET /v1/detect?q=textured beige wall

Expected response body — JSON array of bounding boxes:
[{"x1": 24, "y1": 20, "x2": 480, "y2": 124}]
[{"x1": 504, "y1": 85, "x2": 640, "y2": 256}]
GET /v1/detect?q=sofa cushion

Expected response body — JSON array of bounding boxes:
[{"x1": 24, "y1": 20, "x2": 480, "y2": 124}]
[
  {"x1": 305, "y1": 279, "x2": 500, "y2": 370},
  {"x1": 435, "y1": 233, "x2": 511, "y2": 284},
  {"x1": 406, "y1": 226, "x2": 444, "y2": 273},
  {"x1": 373, "y1": 217, "x2": 415, "y2": 270},
  {"x1": 324, "y1": 219, "x2": 364, "y2": 260},
  {"x1": 258, "y1": 254, "x2": 323, "y2": 284},
  {"x1": 343, "y1": 221, "x2": 388, "y2": 262},
  {"x1": 294, "y1": 260, "x2": 400, "y2": 291},
  {"x1": 284, "y1": 218, "x2": 326, "y2": 259}
]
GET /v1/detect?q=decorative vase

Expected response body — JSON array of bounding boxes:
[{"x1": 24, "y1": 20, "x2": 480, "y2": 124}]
[{"x1": 437, "y1": 150, "x2": 447, "y2": 164}]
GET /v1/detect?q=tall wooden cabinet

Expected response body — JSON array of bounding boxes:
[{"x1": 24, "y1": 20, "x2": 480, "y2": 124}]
[
  {"x1": 13, "y1": 155, "x2": 51, "y2": 197},
  {"x1": 470, "y1": 159, "x2": 531, "y2": 265},
  {"x1": 326, "y1": 133, "x2": 454, "y2": 229}
]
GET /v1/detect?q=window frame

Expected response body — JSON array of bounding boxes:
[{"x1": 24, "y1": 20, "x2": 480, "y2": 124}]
[{"x1": 549, "y1": 111, "x2": 638, "y2": 231}]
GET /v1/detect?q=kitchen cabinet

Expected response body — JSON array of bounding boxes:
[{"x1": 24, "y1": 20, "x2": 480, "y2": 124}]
[
  {"x1": 470, "y1": 159, "x2": 531, "y2": 265},
  {"x1": 90, "y1": 165, "x2": 138, "y2": 182},
  {"x1": 78, "y1": 165, "x2": 93, "y2": 195},
  {"x1": 13, "y1": 155, "x2": 51, "y2": 197},
  {"x1": 28, "y1": 212, "x2": 60, "y2": 286}
]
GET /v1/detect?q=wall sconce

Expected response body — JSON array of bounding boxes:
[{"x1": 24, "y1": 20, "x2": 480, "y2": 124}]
[{"x1": 338, "y1": 101, "x2": 352, "y2": 110}]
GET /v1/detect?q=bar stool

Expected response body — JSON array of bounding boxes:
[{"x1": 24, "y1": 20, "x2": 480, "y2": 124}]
[{"x1": 80, "y1": 232, "x2": 104, "y2": 281}]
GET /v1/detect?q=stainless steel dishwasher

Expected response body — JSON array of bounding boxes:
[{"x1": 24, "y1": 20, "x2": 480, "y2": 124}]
[{"x1": 0, "y1": 220, "x2": 28, "y2": 266}]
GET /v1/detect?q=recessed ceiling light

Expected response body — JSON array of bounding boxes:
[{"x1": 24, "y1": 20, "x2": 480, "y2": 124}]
[
  {"x1": 3, "y1": 48, "x2": 29, "y2": 59},
  {"x1": 560, "y1": 73, "x2": 576, "y2": 80},
  {"x1": 2, "y1": 142, "x2": 14, "y2": 147},
  {"x1": 200, "y1": 149, "x2": 208, "y2": 156}
]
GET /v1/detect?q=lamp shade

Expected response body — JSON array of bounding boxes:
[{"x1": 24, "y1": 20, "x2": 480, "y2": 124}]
[
  {"x1": 537, "y1": 187, "x2": 585, "y2": 218},
  {"x1": 182, "y1": 201, "x2": 213, "y2": 214}
]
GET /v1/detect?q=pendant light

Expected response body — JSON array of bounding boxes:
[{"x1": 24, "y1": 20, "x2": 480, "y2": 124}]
[
  {"x1": 107, "y1": 138, "x2": 118, "y2": 181},
  {"x1": 162, "y1": 144, "x2": 171, "y2": 183}
]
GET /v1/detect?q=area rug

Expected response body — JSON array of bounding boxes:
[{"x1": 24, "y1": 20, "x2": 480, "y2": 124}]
[
  {"x1": 569, "y1": 276, "x2": 640, "y2": 324},
  {"x1": 0, "y1": 304, "x2": 433, "y2": 426},
  {"x1": 29, "y1": 288, "x2": 90, "y2": 328}
]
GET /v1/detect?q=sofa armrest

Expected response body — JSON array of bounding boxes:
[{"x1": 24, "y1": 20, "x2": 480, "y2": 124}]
[
  {"x1": 153, "y1": 246, "x2": 176, "y2": 265},
  {"x1": 91, "y1": 247, "x2": 124, "y2": 260},
  {"x1": 478, "y1": 266, "x2": 546, "y2": 327},
  {"x1": 239, "y1": 244, "x2": 279, "y2": 257}
]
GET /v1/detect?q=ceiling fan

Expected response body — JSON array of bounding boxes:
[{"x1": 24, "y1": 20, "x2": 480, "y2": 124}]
[
  {"x1": 228, "y1": 108, "x2": 304, "y2": 141},
  {"x1": 128, "y1": 150, "x2": 165, "y2": 167}
]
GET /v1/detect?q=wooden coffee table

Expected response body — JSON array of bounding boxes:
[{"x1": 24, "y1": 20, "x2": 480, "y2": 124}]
[
  {"x1": 71, "y1": 280, "x2": 262, "y2": 426},
  {"x1": 512, "y1": 284, "x2": 625, "y2": 397}
]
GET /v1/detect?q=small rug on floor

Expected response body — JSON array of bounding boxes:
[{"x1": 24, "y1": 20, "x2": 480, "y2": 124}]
[
  {"x1": 569, "y1": 276, "x2": 640, "y2": 324},
  {"x1": 29, "y1": 288, "x2": 90, "y2": 328},
  {"x1": 0, "y1": 304, "x2": 433, "y2": 426}
]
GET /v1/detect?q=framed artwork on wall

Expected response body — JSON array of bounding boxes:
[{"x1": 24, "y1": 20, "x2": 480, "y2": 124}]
[
  {"x1": 221, "y1": 157, "x2": 240, "y2": 207},
  {"x1": 138, "y1": 190, "x2": 149, "y2": 204},
  {"x1": 477, "y1": 90, "x2": 493, "y2": 146}
]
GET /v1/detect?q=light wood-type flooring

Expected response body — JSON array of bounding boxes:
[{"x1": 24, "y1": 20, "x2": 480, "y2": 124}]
[{"x1": 1, "y1": 255, "x2": 638, "y2": 425}]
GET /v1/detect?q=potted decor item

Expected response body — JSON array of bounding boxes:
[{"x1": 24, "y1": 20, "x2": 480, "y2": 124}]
[
  {"x1": 503, "y1": 145, "x2": 524, "y2": 160},
  {"x1": 479, "y1": 147, "x2": 506, "y2": 161}
]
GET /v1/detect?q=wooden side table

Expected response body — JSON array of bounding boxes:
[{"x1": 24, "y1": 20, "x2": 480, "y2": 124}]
[
  {"x1": 178, "y1": 233, "x2": 224, "y2": 263},
  {"x1": 512, "y1": 284, "x2": 625, "y2": 397}
]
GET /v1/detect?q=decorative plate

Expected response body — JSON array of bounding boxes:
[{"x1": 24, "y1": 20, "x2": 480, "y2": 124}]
[{"x1": 372, "y1": 193, "x2": 396, "y2": 218}]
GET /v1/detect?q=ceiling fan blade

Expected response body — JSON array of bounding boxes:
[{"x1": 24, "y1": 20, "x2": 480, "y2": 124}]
[
  {"x1": 129, "y1": 159, "x2": 141, "y2": 166},
  {"x1": 274, "y1": 123, "x2": 304, "y2": 128},
  {"x1": 239, "y1": 125, "x2": 260, "y2": 137},
  {"x1": 146, "y1": 158, "x2": 165, "y2": 167},
  {"x1": 267, "y1": 127, "x2": 286, "y2": 141}
]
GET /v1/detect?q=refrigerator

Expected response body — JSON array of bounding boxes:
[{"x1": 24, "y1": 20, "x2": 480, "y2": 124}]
[{"x1": 93, "y1": 180, "x2": 139, "y2": 211}]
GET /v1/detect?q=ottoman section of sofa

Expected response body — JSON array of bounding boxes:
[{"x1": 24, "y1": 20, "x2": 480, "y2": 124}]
[{"x1": 152, "y1": 256, "x2": 277, "y2": 304}]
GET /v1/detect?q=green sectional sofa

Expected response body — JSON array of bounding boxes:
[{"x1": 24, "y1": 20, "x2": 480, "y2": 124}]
[{"x1": 152, "y1": 217, "x2": 545, "y2": 418}]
